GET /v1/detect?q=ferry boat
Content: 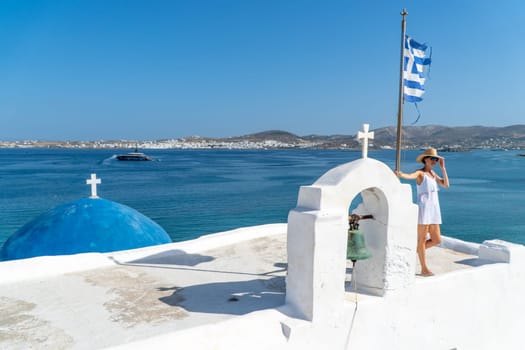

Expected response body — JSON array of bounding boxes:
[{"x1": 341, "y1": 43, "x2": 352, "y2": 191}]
[{"x1": 116, "y1": 148, "x2": 152, "y2": 161}]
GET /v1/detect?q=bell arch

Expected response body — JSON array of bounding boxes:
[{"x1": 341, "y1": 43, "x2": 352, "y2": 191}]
[{"x1": 285, "y1": 158, "x2": 418, "y2": 322}]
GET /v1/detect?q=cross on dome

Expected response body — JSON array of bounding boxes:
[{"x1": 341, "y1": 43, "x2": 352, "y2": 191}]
[
  {"x1": 357, "y1": 123, "x2": 374, "y2": 159},
  {"x1": 86, "y1": 173, "x2": 101, "y2": 198}
]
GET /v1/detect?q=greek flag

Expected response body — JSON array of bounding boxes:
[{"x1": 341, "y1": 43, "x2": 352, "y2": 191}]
[{"x1": 403, "y1": 36, "x2": 431, "y2": 103}]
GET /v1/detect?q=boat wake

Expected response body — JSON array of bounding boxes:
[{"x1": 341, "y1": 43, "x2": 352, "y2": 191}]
[{"x1": 100, "y1": 155, "x2": 118, "y2": 165}]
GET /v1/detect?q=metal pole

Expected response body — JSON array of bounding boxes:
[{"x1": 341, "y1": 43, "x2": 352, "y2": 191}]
[{"x1": 395, "y1": 9, "x2": 408, "y2": 171}]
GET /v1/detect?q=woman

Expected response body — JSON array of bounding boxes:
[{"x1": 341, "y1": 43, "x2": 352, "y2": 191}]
[{"x1": 395, "y1": 148, "x2": 450, "y2": 276}]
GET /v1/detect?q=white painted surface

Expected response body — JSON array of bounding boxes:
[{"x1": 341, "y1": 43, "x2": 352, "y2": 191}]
[
  {"x1": 86, "y1": 173, "x2": 101, "y2": 198},
  {"x1": 346, "y1": 261, "x2": 525, "y2": 350},
  {"x1": 286, "y1": 158, "x2": 418, "y2": 322},
  {"x1": 479, "y1": 239, "x2": 525, "y2": 263},
  {"x1": 439, "y1": 235, "x2": 480, "y2": 255},
  {"x1": 357, "y1": 123, "x2": 374, "y2": 159}
]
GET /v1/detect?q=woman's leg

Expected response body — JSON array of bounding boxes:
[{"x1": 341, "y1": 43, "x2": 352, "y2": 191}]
[
  {"x1": 417, "y1": 224, "x2": 432, "y2": 275},
  {"x1": 426, "y1": 224, "x2": 442, "y2": 249}
]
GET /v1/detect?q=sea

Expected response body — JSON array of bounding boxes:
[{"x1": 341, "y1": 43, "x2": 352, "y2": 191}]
[{"x1": 1, "y1": 148, "x2": 525, "y2": 251}]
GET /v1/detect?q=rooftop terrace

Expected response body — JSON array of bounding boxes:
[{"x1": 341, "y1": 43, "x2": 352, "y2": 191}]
[{"x1": 0, "y1": 223, "x2": 485, "y2": 349}]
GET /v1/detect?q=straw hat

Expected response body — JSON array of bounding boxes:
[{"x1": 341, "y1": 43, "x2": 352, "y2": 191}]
[{"x1": 416, "y1": 148, "x2": 443, "y2": 163}]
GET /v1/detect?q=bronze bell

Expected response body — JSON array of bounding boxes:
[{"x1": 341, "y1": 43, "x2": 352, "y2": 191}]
[
  {"x1": 347, "y1": 228, "x2": 372, "y2": 262},
  {"x1": 347, "y1": 214, "x2": 372, "y2": 262}
]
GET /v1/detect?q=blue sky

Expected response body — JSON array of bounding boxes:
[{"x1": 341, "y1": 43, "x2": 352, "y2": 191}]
[{"x1": 1, "y1": 1, "x2": 524, "y2": 140}]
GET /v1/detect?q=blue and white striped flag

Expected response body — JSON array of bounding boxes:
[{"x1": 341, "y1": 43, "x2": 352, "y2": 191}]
[{"x1": 403, "y1": 36, "x2": 431, "y2": 103}]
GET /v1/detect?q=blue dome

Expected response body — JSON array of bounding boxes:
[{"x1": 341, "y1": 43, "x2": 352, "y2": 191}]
[{"x1": 1, "y1": 198, "x2": 171, "y2": 261}]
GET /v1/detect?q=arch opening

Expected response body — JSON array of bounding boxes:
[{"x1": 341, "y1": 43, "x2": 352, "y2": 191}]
[{"x1": 345, "y1": 187, "x2": 389, "y2": 296}]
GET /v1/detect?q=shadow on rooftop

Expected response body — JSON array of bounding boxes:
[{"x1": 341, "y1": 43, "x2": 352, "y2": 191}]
[
  {"x1": 127, "y1": 249, "x2": 215, "y2": 266},
  {"x1": 109, "y1": 248, "x2": 288, "y2": 315},
  {"x1": 454, "y1": 258, "x2": 500, "y2": 267},
  {"x1": 110, "y1": 253, "x2": 287, "y2": 279},
  {"x1": 159, "y1": 276, "x2": 286, "y2": 315}
]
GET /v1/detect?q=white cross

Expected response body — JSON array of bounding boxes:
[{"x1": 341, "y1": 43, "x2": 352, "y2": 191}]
[
  {"x1": 86, "y1": 173, "x2": 101, "y2": 198},
  {"x1": 357, "y1": 123, "x2": 374, "y2": 159}
]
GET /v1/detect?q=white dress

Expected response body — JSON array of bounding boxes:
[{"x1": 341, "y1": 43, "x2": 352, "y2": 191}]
[{"x1": 416, "y1": 173, "x2": 442, "y2": 225}]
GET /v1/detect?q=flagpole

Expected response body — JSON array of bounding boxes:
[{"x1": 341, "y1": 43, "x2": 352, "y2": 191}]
[{"x1": 395, "y1": 9, "x2": 408, "y2": 171}]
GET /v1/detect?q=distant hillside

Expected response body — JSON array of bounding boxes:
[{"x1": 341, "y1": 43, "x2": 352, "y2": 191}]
[
  {"x1": 223, "y1": 130, "x2": 359, "y2": 148},
  {"x1": 5, "y1": 125, "x2": 525, "y2": 150},
  {"x1": 228, "y1": 130, "x2": 302, "y2": 143},
  {"x1": 227, "y1": 125, "x2": 525, "y2": 149},
  {"x1": 371, "y1": 125, "x2": 525, "y2": 148}
]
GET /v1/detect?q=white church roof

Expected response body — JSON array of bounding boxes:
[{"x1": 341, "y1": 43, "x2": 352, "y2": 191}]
[{"x1": 0, "y1": 223, "x2": 483, "y2": 349}]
